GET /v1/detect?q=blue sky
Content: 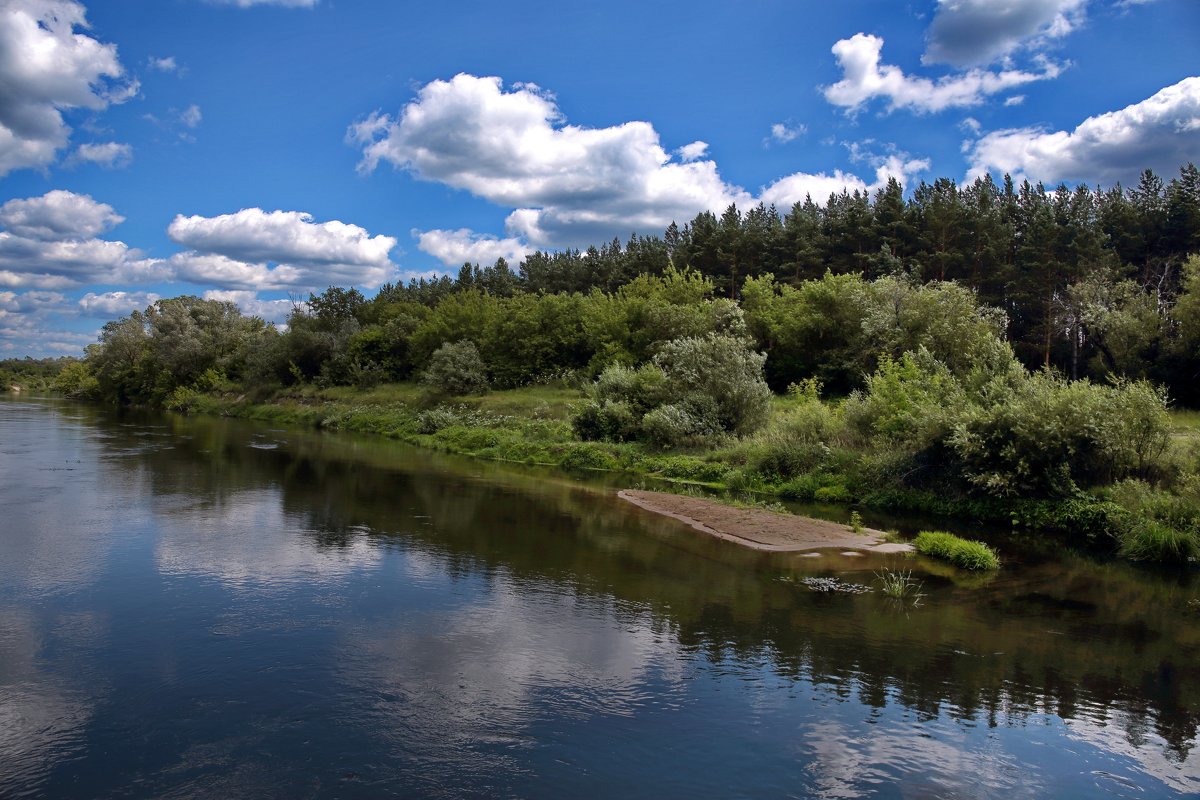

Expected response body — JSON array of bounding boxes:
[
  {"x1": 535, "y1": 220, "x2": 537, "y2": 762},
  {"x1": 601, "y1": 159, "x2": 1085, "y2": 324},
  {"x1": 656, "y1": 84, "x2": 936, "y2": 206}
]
[{"x1": 1, "y1": 0, "x2": 1197, "y2": 357}]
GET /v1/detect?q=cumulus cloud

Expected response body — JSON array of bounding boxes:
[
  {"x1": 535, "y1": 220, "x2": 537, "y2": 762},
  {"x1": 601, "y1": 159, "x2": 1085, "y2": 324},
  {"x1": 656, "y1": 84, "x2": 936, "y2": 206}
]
[
  {"x1": 0, "y1": 190, "x2": 158, "y2": 289},
  {"x1": 166, "y1": 208, "x2": 397, "y2": 289},
  {"x1": 676, "y1": 141, "x2": 709, "y2": 161},
  {"x1": 0, "y1": 190, "x2": 123, "y2": 240},
  {"x1": 202, "y1": 289, "x2": 298, "y2": 324},
  {"x1": 760, "y1": 153, "x2": 928, "y2": 207},
  {"x1": 768, "y1": 122, "x2": 807, "y2": 145},
  {"x1": 70, "y1": 141, "x2": 133, "y2": 168},
  {"x1": 351, "y1": 74, "x2": 934, "y2": 250},
  {"x1": 349, "y1": 74, "x2": 751, "y2": 248},
  {"x1": 924, "y1": 0, "x2": 1087, "y2": 67},
  {"x1": 0, "y1": 289, "x2": 94, "y2": 356},
  {"x1": 148, "y1": 56, "x2": 177, "y2": 72},
  {"x1": 0, "y1": 0, "x2": 137, "y2": 176},
  {"x1": 415, "y1": 228, "x2": 533, "y2": 267},
  {"x1": 77, "y1": 290, "x2": 160, "y2": 317},
  {"x1": 966, "y1": 76, "x2": 1200, "y2": 184},
  {"x1": 824, "y1": 33, "x2": 1061, "y2": 114}
]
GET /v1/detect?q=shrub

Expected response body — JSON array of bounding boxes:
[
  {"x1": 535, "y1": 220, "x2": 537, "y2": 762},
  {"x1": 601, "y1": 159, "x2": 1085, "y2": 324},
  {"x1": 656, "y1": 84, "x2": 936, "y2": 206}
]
[
  {"x1": 950, "y1": 373, "x2": 1172, "y2": 498},
  {"x1": 814, "y1": 484, "x2": 851, "y2": 504},
  {"x1": 560, "y1": 443, "x2": 620, "y2": 471},
  {"x1": 642, "y1": 403, "x2": 710, "y2": 448},
  {"x1": 571, "y1": 399, "x2": 639, "y2": 442},
  {"x1": 421, "y1": 340, "x2": 489, "y2": 396},
  {"x1": 653, "y1": 334, "x2": 771, "y2": 437},
  {"x1": 913, "y1": 530, "x2": 1000, "y2": 570}
]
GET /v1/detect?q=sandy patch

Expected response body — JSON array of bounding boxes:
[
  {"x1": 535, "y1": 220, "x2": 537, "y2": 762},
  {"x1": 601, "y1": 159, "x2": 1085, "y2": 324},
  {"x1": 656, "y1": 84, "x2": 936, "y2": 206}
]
[{"x1": 618, "y1": 490, "x2": 913, "y2": 554}]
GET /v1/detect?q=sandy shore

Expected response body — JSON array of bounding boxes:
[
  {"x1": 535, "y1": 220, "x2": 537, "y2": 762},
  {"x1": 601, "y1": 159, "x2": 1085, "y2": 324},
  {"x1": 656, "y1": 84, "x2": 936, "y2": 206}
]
[{"x1": 618, "y1": 489, "x2": 913, "y2": 554}]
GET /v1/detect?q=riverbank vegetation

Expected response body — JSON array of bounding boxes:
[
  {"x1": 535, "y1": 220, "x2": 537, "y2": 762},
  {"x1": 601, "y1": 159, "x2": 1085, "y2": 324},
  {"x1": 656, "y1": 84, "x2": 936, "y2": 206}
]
[{"x1": 54, "y1": 165, "x2": 1200, "y2": 564}]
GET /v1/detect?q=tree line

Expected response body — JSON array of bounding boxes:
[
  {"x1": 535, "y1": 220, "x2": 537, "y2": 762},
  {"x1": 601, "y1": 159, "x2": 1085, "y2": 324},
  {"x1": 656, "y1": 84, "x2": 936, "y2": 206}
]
[{"x1": 65, "y1": 163, "x2": 1198, "y2": 410}]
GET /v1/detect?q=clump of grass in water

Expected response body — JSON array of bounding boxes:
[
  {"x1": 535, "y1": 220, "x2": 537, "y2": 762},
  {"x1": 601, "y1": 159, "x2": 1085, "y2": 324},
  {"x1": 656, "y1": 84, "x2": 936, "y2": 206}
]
[
  {"x1": 1118, "y1": 518, "x2": 1199, "y2": 564},
  {"x1": 913, "y1": 530, "x2": 1000, "y2": 571},
  {"x1": 875, "y1": 568, "x2": 924, "y2": 602}
]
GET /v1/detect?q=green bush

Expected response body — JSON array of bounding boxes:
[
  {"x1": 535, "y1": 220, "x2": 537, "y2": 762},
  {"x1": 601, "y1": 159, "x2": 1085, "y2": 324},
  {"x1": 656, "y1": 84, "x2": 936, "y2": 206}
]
[
  {"x1": 571, "y1": 399, "x2": 639, "y2": 442},
  {"x1": 914, "y1": 530, "x2": 1000, "y2": 570},
  {"x1": 421, "y1": 340, "x2": 489, "y2": 396},
  {"x1": 814, "y1": 484, "x2": 851, "y2": 504},
  {"x1": 653, "y1": 334, "x2": 772, "y2": 437}
]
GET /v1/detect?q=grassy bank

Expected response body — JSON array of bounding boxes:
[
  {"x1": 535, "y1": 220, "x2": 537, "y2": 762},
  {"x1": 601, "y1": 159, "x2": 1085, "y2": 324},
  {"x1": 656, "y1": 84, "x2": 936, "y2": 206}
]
[{"x1": 172, "y1": 380, "x2": 1200, "y2": 565}]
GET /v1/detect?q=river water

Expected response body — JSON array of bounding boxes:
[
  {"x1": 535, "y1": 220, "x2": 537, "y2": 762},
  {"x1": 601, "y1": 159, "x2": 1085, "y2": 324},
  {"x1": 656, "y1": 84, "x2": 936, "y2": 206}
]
[{"x1": 1, "y1": 395, "x2": 1197, "y2": 798}]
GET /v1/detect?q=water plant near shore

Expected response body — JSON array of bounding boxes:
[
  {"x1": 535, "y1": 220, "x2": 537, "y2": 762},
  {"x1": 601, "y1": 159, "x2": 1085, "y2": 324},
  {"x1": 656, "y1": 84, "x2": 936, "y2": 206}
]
[
  {"x1": 875, "y1": 568, "x2": 924, "y2": 602},
  {"x1": 913, "y1": 530, "x2": 1000, "y2": 571}
]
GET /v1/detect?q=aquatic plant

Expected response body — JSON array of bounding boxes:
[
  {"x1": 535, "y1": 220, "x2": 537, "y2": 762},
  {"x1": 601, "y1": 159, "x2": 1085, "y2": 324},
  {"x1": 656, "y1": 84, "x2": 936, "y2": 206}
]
[
  {"x1": 913, "y1": 530, "x2": 1000, "y2": 571},
  {"x1": 875, "y1": 568, "x2": 924, "y2": 601},
  {"x1": 849, "y1": 510, "x2": 864, "y2": 533},
  {"x1": 799, "y1": 576, "x2": 871, "y2": 594}
]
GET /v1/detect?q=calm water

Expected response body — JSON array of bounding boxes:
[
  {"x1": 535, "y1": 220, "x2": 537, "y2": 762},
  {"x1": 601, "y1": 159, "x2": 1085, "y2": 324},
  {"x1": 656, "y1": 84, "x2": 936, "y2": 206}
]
[{"x1": 1, "y1": 396, "x2": 1198, "y2": 799}]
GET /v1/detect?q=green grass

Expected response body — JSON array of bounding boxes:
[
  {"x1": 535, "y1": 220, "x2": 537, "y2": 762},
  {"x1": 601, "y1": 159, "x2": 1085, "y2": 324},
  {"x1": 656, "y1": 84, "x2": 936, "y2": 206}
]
[
  {"x1": 913, "y1": 530, "x2": 1001, "y2": 571},
  {"x1": 1119, "y1": 518, "x2": 1200, "y2": 563},
  {"x1": 875, "y1": 568, "x2": 924, "y2": 601}
]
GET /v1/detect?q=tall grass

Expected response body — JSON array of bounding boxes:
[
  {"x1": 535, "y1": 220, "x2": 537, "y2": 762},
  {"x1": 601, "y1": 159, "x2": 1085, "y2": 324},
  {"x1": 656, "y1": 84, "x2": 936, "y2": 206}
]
[{"x1": 913, "y1": 530, "x2": 1000, "y2": 571}]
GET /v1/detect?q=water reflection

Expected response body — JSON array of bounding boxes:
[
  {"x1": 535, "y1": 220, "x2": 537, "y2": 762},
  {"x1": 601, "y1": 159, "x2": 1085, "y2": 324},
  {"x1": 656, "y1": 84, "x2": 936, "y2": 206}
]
[{"x1": 0, "y1": 396, "x2": 1197, "y2": 798}]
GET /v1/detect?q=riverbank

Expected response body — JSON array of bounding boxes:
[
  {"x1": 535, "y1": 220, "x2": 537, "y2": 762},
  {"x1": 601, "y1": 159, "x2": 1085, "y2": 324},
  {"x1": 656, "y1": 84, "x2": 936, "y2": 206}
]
[{"x1": 162, "y1": 381, "x2": 1200, "y2": 566}]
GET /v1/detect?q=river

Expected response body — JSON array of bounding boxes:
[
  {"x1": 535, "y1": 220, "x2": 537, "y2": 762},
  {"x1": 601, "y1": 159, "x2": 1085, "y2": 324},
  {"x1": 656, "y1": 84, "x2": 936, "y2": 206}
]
[{"x1": 1, "y1": 395, "x2": 1197, "y2": 798}]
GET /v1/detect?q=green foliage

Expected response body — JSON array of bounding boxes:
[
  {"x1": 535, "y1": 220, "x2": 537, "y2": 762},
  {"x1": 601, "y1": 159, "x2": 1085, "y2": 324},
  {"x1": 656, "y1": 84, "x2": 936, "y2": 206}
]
[
  {"x1": 51, "y1": 360, "x2": 99, "y2": 398},
  {"x1": 849, "y1": 510, "x2": 863, "y2": 533},
  {"x1": 421, "y1": 340, "x2": 490, "y2": 396},
  {"x1": 572, "y1": 334, "x2": 770, "y2": 447},
  {"x1": 875, "y1": 568, "x2": 924, "y2": 600},
  {"x1": 1118, "y1": 518, "x2": 1199, "y2": 563},
  {"x1": 653, "y1": 334, "x2": 771, "y2": 437},
  {"x1": 950, "y1": 374, "x2": 1171, "y2": 497},
  {"x1": 913, "y1": 531, "x2": 1000, "y2": 570}
]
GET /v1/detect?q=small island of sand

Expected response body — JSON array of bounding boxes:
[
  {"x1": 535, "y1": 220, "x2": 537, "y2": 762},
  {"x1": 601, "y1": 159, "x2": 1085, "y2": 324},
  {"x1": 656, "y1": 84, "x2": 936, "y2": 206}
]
[{"x1": 618, "y1": 489, "x2": 913, "y2": 554}]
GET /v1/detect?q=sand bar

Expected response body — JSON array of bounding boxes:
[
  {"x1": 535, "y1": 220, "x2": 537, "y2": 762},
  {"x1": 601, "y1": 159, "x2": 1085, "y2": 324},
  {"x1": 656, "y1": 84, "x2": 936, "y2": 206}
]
[{"x1": 618, "y1": 489, "x2": 913, "y2": 554}]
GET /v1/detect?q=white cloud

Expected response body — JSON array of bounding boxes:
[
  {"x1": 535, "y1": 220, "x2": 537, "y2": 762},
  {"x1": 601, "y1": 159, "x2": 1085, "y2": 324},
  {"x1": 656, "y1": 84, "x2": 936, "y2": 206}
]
[
  {"x1": 349, "y1": 74, "x2": 751, "y2": 248},
  {"x1": 0, "y1": 0, "x2": 136, "y2": 176},
  {"x1": 0, "y1": 190, "x2": 158, "y2": 289},
  {"x1": 180, "y1": 104, "x2": 202, "y2": 128},
  {"x1": 768, "y1": 122, "x2": 807, "y2": 144},
  {"x1": 415, "y1": 228, "x2": 533, "y2": 267},
  {"x1": 77, "y1": 290, "x2": 160, "y2": 317},
  {"x1": 148, "y1": 56, "x2": 177, "y2": 72},
  {"x1": 166, "y1": 208, "x2": 397, "y2": 289},
  {"x1": 760, "y1": 153, "x2": 928, "y2": 207},
  {"x1": 70, "y1": 141, "x2": 133, "y2": 168},
  {"x1": 676, "y1": 140, "x2": 709, "y2": 161},
  {"x1": 924, "y1": 0, "x2": 1087, "y2": 67},
  {"x1": 966, "y1": 76, "x2": 1200, "y2": 184},
  {"x1": 352, "y1": 74, "x2": 934, "y2": 248},
  {"x1": 0, "y1": 190, "x2": 123, "y2": 240},
  {"x1": 0, "y1": 289, "x2": 94, "y2": 356},
  {"x1": 0, "y1": 290, "x2": 67, "y2": 313},
  {"x1": 202, "y1": 289, "x2": 298, "y2": 324},
  {"x1": 824, "y1": 33, "x2": 1061, "y2": 114},
  {"x1": 1005, "y1": 95, "x2": 1026, "y2": 107}
]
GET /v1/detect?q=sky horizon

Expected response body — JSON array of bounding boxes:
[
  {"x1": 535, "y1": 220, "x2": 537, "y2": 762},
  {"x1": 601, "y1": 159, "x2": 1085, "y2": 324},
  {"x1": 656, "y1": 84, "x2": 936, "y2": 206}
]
[{"x1": 1, "y1": 0, "x2": 1198, "y2": 358}]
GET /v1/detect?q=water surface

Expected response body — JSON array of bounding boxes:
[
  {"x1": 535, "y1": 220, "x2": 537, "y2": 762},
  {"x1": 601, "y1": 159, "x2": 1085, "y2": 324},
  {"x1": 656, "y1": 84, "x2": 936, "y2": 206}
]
[{"x1": 1, "y1": 396, "x2": 1197, "y2": 798}]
